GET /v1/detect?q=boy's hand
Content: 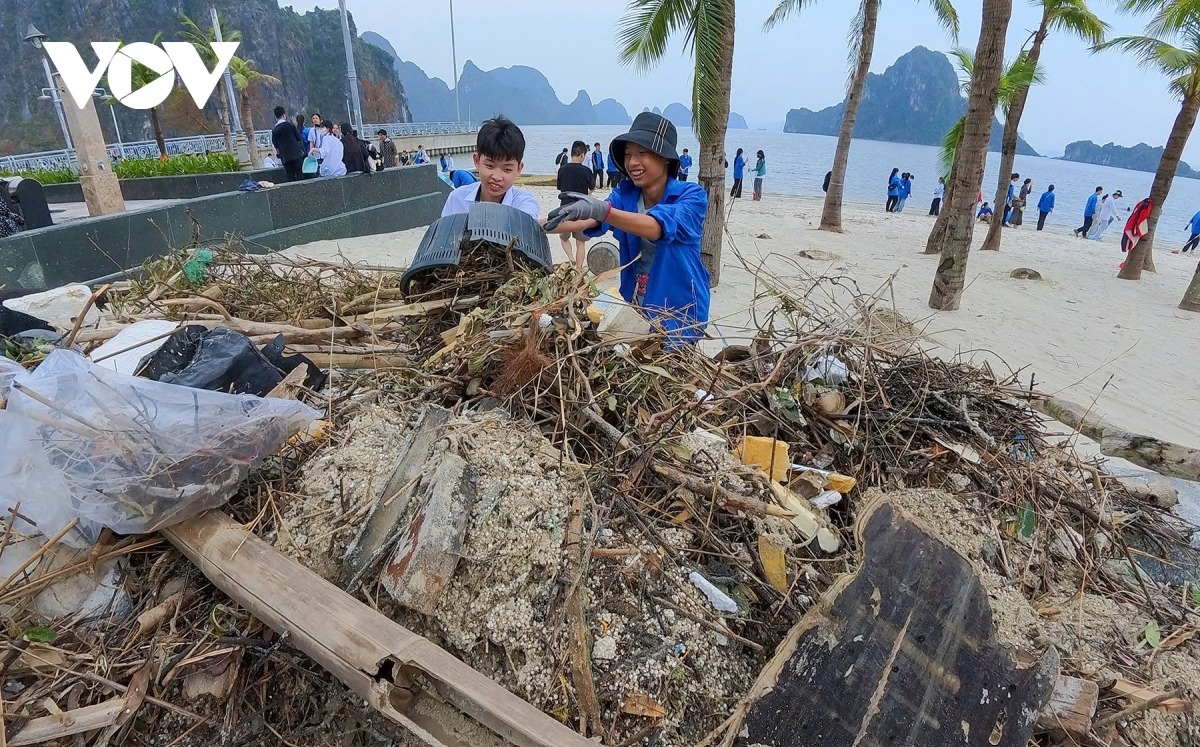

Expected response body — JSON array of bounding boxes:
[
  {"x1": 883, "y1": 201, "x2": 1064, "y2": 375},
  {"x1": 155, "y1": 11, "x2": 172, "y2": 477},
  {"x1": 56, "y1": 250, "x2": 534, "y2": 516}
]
[{"x1": 545, "y1": 192, "x2": 610, "y2": 231}]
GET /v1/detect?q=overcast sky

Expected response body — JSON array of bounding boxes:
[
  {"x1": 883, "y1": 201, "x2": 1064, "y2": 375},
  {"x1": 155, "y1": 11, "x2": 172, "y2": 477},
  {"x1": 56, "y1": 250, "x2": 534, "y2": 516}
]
[{"x1": 286, "y1": 0, "x2": 1197, "y2": 160}]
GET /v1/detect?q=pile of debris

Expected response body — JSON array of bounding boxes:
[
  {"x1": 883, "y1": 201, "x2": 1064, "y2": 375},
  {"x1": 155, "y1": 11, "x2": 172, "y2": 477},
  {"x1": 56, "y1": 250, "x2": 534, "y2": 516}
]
[{"x1": 1, "y1": 238, "x2": 1198, "y2": 747}]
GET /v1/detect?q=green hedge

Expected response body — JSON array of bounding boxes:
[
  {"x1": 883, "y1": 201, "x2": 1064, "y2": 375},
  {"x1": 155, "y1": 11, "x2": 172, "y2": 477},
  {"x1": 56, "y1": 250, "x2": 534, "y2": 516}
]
[
  {"x1": 114, "y1": 153, "x2": 242, "y2": 179},
  {"x1": 0, "y1": 167, "x2": 78, "y2": 184},
  {"x1": 0, "y1": 154, "x2": 242, "y2": 184}
]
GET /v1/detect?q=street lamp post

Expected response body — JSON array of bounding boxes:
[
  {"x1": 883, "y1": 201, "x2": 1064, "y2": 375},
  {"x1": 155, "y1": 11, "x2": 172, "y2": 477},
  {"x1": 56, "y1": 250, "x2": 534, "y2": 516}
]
[
  {"x1": 94, "y1": 88, "x2": 124, "y2": 159},
  {"x1": 24, "y1": 22, "x2": 124, "y2": 216},
  {"x1": 450, "y1": 0, "x2": 460, "y2": 124},
  {"x1": 337, "y1": 0, "x2": 364, "y2": 133},
  {"x1": 210, "y1": 7, "x2": 242, "y2": 134},
  {"x1": 24, "y1": 25, "x2": 73, "y2": 153}
]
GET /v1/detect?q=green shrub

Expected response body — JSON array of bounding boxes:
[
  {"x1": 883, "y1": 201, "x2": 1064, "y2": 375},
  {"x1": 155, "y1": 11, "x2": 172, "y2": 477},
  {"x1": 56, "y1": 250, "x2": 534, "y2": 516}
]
[
  {"x1": 0, "y1": 167, "x2": 78, "y2": 184},
  {"x1": 113, "y1": 153, "x2": 242, "y2": 179}
]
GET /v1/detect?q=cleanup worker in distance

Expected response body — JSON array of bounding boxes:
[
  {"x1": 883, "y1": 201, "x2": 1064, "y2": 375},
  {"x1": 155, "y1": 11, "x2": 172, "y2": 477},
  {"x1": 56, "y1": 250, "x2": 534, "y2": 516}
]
[{"x1": 543, "y1": 111, "x2": 710, "y2": 346}]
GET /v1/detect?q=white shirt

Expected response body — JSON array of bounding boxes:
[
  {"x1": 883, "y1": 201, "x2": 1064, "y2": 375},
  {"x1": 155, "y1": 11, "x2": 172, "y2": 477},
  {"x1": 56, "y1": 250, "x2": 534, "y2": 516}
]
[
  {"x1": 318, "y1": 136, "x2": 346, "y2": 177},
  {"x1": 441, "y1": 183, "x2": 539, "y2": 219},
  {"x1": 933, "y1": 182, "x2": 945, "y2": 199},
  {"x1": 1098, "y1": 195, "x2": 1119, "y2": 221}
]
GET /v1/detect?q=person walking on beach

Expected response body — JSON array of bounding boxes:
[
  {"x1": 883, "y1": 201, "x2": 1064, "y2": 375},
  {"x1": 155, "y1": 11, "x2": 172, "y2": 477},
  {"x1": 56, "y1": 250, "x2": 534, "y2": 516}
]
[
  {"x1": 886, "y1": 168, "x2": 901, "y2": 212},
  {"x1": 591, "y1": 143, "x2": 605, "y2": 189},
  {"x1": 895, "y1": 173, "x2": 913, "y2": 212},
  {"x1": 556, "y1": 140, "x2": 595, "y2": 265},
  {"x1": 678, "y1": 148, "x2": 693, "y2": 182},
  {"x1": 1036, "y1": 185, "x2": 1055, "y2": 230},
  {"x1": 555, "y1": 148, "x2": 569, "y2": 169},
  {"x1": 1089, "y1": 190, "x2": 1121, "y2": 240},
  {"x1": 1011, "y1": 177, "x2": 1032, "y2": 227},
  {"x1": 1002, "y1": 173, "x2": 1020, "y2": 226},
  {"x1": 543, "y1": 111, "x2": 709, "y2": 346},
  {"x1": 731, "y1": 148, "x2": 745, "y2": 198},
  {"x1": 753, "y1": 151, "x2": 766, "y2": 201},
  {"x1": 606, "y1": 149, "x2": 620, "y2": 188},
  {"x1": 1074, "y1": 186, "x2": 1103, "y2": 238},
  {"x1": 1174, "y1": 209, "x2": 1200, "y2": 253},
  {"x1": 930, "y1": 177, "x2": 945, "y2": 215}
]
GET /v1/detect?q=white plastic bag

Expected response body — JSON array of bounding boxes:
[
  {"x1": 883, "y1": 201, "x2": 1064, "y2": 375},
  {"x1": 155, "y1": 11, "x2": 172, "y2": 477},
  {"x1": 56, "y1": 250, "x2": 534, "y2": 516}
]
[
  {"x1": 0, "y1": 355, "x2": 26, "y2": 403},
  {"x1": 0, "y1": 349, "x2": 319, "y2": 546}
]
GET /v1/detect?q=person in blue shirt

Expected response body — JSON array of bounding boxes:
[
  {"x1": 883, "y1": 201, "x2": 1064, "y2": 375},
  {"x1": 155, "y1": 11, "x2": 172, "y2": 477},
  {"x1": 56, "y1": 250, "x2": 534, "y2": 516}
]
[
  {"x1": 1001, "y1": 172, "x2": 1019, "y2": 226},
  {"x1": 1074, "y1": 186, "x2": 1103, "y2": 238},
  {"x1": 1036, "y1": 185, "x2": 1055, "y2": 231},
  {"x1": 606, "y1": 150, "x2": 620, "y2": 188},
  {"x1": 731, "y1": 148, "x2": 745, "y2": 198},
  {"x1": 896, "y1": 173, "x2": 913, "y2": 212},
  {"x1": 977, "y1": 202, "x2": 993, "y2": 222},
  {"x1": 544, "y1": 112, "x2": 710, "y2": 346},
  {"x1": 886, "y1": 168, "x2": 901, "y2": 212},
  {"x1": 449, "y1": 169, "x2": 478, "y2": 188},
  {"x1": 1175, "y1": 209, "x2": 1200, "y2": 253},
  {"x1": 678, "y1": 148, "x2": 693, "y2": 182}
]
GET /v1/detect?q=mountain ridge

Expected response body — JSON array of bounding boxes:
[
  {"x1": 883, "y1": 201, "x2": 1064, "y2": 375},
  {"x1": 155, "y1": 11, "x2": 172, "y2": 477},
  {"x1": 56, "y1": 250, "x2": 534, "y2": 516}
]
[
  {"x1": 1060, "y1": 140, "x2": 1198, "y2": 179},
  {"x1": 784, "y1": 46, "x2": 1039, "y2": 156}
]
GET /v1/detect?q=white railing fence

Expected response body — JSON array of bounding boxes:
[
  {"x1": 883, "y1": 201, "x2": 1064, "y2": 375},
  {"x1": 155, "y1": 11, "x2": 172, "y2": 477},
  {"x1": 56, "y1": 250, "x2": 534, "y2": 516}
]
[{"x1": 0, "y1": 122, "x2": 475, "y2": 173}]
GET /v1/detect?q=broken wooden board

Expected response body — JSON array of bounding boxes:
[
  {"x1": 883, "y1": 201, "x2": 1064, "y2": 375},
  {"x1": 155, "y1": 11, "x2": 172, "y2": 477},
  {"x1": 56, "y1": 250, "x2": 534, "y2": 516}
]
[
  {"x1": 164, "y1": 510, "x2": 593, "y2": 747},
  {"x1": 730, "y1": 498, "x2": 1059, "y2": 747},
  {"x1": 1037, "y1": 675, "x2": 1098, "y2": 742},
  {"x1": 8, "y1": 698, "x2": 128, "y2": 746},
  {"x1": 381, "y1": 452, "x2": 475, "y2": 614},
  {"x1": 1109, "y1": 678, "x2": 1191, "y2": 714},
  {"x1": 344, "y1": 406, "x2": 453, "y2": 572}
]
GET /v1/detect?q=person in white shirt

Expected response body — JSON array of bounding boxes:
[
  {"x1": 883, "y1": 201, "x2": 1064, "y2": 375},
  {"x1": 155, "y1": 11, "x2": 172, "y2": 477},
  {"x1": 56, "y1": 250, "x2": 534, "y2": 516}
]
[
  {"x1": 1089, "y1": 190, "x2": 1121, "y2": 240},
  {"x1": 310, "y1": 121, "x2": 346, "y2": 178},
  {"x1": 440, "y1": 116, "x2": 538, "y2": 218},
  {"x1": 929, "y1": 176, "x2": 945, "y2": 216}
]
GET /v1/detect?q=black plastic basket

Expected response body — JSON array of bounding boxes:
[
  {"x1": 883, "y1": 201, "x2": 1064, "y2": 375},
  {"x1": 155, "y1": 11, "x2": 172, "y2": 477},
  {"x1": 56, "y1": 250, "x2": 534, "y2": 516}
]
[{"x1": 400, "y1": 202, "x2": 552, "y2": 294}]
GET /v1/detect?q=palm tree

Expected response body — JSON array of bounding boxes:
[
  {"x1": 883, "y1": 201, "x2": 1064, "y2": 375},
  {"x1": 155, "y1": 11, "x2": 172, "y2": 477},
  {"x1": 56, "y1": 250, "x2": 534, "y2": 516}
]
[
  {"x1": 180, "y1": 13, "x2": 241, "y2": 157},
  {"x1": 1098, "y1": 1, "x2": 1200, "y2": 279},
  {"x1": 927, "y1": 48, "x2": 1042, "y2": 255},
  {"x1": 927, "y1": 0, "x2": 1015, "y2": 311},
  {"x1": 980, "y1": 0, "x2": 1107, "y2": 251},
  {"x1": 106, "y1": 34, "x2": 169, "y2": 157},
  {"x1": 764, "y1": 0, "x2": 958, "y2": 233},
  {"x1": 1181, "y1": 259, "x2": 1200, "y2": 310},
  {"x1": 618, "y1": 0, "x2": 736, "y2": 286},
  {"x1": 228, "y1": 57, "x2": 281, "y2": 168}
]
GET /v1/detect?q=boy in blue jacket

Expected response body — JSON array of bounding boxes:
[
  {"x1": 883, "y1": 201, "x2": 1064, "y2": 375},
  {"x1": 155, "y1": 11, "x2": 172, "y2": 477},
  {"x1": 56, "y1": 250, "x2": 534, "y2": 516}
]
[
  {"x1": 544, "y1": 112, "x2": 710, "y2": 346},
  {"x1": 1036, "y1": 185, "x2": 1055, "y2": 231}
]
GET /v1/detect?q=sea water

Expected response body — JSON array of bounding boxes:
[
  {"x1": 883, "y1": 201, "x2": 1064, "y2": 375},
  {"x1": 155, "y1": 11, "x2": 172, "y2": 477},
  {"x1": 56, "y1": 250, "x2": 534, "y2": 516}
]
[{"x1": 522, "y1": 125, "x2": 1200, "y2": 243}]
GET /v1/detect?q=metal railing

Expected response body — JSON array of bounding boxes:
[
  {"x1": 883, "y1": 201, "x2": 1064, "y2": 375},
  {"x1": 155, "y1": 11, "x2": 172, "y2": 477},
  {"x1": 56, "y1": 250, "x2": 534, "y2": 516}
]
[{"x1": 0, "y1": 122, "x2": 476, "y2": 173}]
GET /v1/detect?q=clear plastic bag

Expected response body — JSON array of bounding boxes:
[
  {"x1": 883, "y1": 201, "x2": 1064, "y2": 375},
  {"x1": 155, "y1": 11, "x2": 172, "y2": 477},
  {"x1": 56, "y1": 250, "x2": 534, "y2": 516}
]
[{"x1": 0, "y1": 350, "x2": 319, "y2": 546}]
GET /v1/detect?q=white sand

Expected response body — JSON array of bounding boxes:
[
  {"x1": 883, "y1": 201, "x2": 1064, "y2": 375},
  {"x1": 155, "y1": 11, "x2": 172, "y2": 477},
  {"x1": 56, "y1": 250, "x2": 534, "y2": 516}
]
[{"x1": 283, "y1": 186, "x2": 1200, "y2": 449}]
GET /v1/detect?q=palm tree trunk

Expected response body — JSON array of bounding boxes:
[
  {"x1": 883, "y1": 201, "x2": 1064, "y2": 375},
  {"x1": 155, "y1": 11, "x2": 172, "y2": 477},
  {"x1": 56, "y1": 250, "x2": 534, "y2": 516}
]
[
  {"x1": 1180, "y1": 258, "x2": 1200, "y2": 311},
  {"x1": 1119, "y1": 90, "x2": 1200, "y2": 280},
  {"x1": 925, "y1": 128, "x2": 964, "y2": 254},
  {"x1": 820, "y1": 0, "x2": 878, "y2": 233},
  {"x1": 217, "y1": 79, "x2": 235, "y2": 156},
  {"x1": 929, "y1": 0, "x2": 1013, "y2": 310},
  {"x1": 698, "y1": 3, "x2": 736, "y2": 288},
  {"x1": 241, "y1": 91, "x2": 260, "y2": 168},
  {"x1": 981, "y1": 14, "x2": 1048, "y2": 252},
  {"x1": 150, "y1": 107, "x2": 167, "y2": 158}
]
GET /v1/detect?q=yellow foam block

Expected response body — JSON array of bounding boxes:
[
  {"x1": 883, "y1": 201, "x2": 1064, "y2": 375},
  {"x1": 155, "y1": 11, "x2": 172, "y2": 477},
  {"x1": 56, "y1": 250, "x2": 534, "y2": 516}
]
[
  {"x1": 733, "y1": 436, "x2": 790, "y2": 482},
  {"x1": 825, "y1": 473, "x2": 857, "y2": 493}
]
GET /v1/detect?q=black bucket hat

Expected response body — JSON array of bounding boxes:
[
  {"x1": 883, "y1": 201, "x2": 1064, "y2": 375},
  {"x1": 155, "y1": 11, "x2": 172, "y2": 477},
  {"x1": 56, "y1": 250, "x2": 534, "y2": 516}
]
[{"x1": 610, "y1": 112, "x2": 679, "y2": 178}]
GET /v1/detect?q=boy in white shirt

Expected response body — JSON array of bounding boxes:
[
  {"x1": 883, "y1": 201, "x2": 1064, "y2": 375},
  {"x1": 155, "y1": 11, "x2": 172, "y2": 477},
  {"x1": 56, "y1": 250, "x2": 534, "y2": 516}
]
[{"x1": 441, "y1": 116, "x2": 538, "y2": 219}]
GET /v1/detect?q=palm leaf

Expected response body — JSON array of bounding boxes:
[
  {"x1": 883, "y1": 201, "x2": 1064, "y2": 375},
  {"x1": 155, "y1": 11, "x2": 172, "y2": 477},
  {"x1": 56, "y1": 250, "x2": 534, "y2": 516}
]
[
  {"x1": 926, "y1": 0, "x2": 960, "y2": 39},
  {"x1": 617, "y1": 0, "x2": 696, "y2": 72},
  {"x1": 762, "y1": 0, "x2": 818, "y2": 31},
  {"x1": 1047, "y1": 0, "x2": 1109, "y2": 46},
  {"x1": 939, "y1": 114, "x2": 965, "y2": 177}
]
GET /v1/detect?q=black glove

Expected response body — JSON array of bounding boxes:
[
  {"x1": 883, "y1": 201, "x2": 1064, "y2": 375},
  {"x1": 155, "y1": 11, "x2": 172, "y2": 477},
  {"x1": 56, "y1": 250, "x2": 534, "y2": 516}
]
[{"x1": 544, "y1": 192, "x2": 611, "y2": 232}]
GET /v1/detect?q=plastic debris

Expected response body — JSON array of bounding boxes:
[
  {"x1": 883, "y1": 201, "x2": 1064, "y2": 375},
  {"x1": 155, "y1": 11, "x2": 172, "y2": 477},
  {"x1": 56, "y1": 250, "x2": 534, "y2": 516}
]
[
  {"x1": 88, "y1": 319, "x2": 178, "y2": 375},
  {"x1": 2, "y1": 284, "x2": 99, "y2": 332},
  {"x1": 803, "y1": 353, "x2": 848, "y2": 385},
  {"x1": 811, "y1": 489, "x2": 843, "y2": 509},
  {"x1": 688, "y1": 571, "x2": 739, "y2": 613}
]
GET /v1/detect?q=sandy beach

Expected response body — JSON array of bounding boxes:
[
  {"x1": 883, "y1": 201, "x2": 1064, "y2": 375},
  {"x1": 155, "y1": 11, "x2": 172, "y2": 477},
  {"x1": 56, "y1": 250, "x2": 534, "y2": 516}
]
[{"x1": 283, "y1": 186, "x2": 1200, "y2": 450}]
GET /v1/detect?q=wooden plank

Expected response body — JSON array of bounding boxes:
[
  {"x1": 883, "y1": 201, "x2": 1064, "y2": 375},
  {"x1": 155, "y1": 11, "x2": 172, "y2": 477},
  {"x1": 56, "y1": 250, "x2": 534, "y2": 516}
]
[
  {"x1": 1037, "y1": 675, "x2": 1098, "y2": 742},
  {"x1": 726, "y1": 498, "x2": 1059, "y2": 747},
  {"x1": 1110, "y1": 678, "x2": 1191, "y2": 713},
  {"x1": 163, "y1": 511, "x2": 592, "y2": 747},
  {"x1": 9, "y1": 698, "x2": 127, "y2": 746}
]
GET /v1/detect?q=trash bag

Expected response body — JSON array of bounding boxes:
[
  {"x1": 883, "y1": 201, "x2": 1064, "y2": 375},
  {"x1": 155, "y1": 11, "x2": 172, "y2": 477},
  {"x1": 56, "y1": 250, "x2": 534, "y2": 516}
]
[
  {"x1": 0, "y1": 349, "x2": 319, "y2": 546},
  {"x1": 261, "y1": 334, "x2": 328, "y2": 392},
  {"x1": 141, "y1": 327, "x2": 327, "y2": 396}
]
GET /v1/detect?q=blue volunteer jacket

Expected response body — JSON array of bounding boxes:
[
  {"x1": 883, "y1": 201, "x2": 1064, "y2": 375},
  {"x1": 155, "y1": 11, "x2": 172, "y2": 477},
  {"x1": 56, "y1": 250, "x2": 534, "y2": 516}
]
[
  {"x1": 606, "y1": 153, "x2": 619, "y2": 173},
  {"x1": 1084, "y1": 193, "x2": 1100, "y2": 217},
  {"x1": 592, "y1": 150, "x2": 604, "y2": 171},
  {"x1": 1037, "y1": 191, "x2": 1055, "y2": 213},
  {"x1": 586, "y1": 178, "x2": 711, "y2": 345},
  {"x1": 888, "y1": 174, "x2": 901, "y2": 197},
  {"x1": 1190, "y1": 210, "x2": 1200, "y2": 234},
  {"x1": 679, "y1": 154, "x2": 693, "y2": 176},
  {"x1": 733, "y1": 155, "x2": 745, "y2": 179},
  {"x1": 899, "y1": 178, "x2": 912, "y2": 199}
]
